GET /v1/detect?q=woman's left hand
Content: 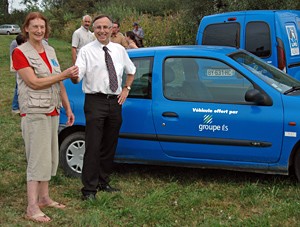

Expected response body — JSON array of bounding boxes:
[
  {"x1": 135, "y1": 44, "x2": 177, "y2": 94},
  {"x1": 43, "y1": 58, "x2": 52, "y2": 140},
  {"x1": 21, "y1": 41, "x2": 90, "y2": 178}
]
[{"x1": 66, "y1": 110, "x2": 75, "y2": 126}]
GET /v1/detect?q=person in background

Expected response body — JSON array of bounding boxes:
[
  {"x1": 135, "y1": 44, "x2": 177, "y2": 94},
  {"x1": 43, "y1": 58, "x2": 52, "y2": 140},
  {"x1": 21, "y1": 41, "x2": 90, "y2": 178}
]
[
  {"x1": 71, "y1": 14, "x2": 136, "y2": 201},
  {"x1": 12, "y1": 12, "x2": 79, "y2": 223},
  {"x1": 132, "y1": 22, "x2": 144, "y2": 47},
  {"x1": 71, "y1": 15, "x2": 94, "y2": 64},
  {"x1": 125, "y1": 31, "x2": 138, "y2": 49},
  {"x1": 110, "y1": 21, "x2": 128, "y2": 48},
  {"x1": 10, "y1": 33, "x2": 26, "y2": 114}
]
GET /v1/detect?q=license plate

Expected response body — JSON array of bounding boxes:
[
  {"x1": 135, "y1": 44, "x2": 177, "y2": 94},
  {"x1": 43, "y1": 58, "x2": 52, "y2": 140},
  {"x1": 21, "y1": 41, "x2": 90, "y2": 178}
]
[{"x1": 206, "y1": 69, "x2": 235, "y2": 76}]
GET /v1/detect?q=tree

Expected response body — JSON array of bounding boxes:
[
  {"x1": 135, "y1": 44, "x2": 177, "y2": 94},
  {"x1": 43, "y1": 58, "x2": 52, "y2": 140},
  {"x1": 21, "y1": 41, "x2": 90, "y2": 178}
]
[{"x1": 1, "y1": 0, "x2": 9, "y2": 15}]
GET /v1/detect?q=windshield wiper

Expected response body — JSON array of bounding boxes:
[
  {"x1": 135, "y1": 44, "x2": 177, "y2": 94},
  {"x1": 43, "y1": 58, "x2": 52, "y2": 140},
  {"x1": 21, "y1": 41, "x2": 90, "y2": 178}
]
[{"x1": 283, "y1": 86, "x2": 300, "y2": 95}]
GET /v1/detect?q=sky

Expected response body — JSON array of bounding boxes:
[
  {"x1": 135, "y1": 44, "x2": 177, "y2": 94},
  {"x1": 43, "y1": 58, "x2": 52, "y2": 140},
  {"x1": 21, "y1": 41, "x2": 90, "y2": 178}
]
[
  {"x1": 9, "y1": 0, "x2": 43, "y2": 13},
  {"x1": 10, "y1": 0, "x2": 26, "y2": 11}
]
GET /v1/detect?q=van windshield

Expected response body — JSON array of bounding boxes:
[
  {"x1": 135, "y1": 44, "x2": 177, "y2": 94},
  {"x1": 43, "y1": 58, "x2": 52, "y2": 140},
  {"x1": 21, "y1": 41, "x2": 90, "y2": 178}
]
[{"x1": 229, "y1": 51, "x2": 300, "y2": 94}]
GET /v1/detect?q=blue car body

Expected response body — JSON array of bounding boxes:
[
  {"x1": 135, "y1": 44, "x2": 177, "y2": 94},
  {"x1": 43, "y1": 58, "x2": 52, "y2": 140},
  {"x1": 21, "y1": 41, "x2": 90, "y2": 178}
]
[
  {"x1": 196, "y1": 10, "x2": 300, "y2": 79},
  {"x1": 59, "y1": 45, "x2": 300, "y2": 180}
]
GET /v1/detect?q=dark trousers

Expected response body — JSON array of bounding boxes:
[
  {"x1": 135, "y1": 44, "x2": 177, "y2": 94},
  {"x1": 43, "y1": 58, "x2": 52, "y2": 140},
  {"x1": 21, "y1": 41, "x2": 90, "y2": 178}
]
[{"x1": 81, "y1": 93, "x2": 122, "y2": 196}]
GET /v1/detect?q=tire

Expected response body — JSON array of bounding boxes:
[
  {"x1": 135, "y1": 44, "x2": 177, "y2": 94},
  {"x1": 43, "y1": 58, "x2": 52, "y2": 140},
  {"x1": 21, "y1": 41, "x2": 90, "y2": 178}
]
[
  {"x1": 59, "y1": 131, "x2": 85, "y2": 178},
  {"x1": 294, "y1": 151, "x2": 300, "y2": 182},
  {"x1": 7, "y1": 31, "x2": 10, "y2": 35}
]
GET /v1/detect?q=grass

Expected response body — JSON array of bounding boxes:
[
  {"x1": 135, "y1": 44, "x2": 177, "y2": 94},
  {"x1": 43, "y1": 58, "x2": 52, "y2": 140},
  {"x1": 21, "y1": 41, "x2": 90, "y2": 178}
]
[{"x1": 1, "y1": 35, "x2": 300, "y2": 226}]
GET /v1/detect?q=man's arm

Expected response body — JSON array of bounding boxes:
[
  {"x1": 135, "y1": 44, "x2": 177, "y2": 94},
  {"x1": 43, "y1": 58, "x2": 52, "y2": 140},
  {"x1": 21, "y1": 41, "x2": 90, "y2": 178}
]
[
  {"x1": 118, "y1": 74, "x2": 134, "y2": 105},
  {"x1": 10, "y1": 40, "x2": 17, "y2": 72},
  {"x1": 138, "y1": 28, "x2": 144, "y2": 39},
  {"x1": 17, "y1": 65, "x2": 79, "y2": 90},
  {"x1": 71, "y1": 31, "x2": 79, "y2": 65},
  {"x1": 60, "y1": 81, "x2": 75, "y2": 126},
  {"x1": 124, "y1": 74, "x2": 135, "y2": 88},
  {"x1": 121, "y1": 36, "x2": 129, "y2": 48},
  {"x1": 72, "y1": 47, "x2": 77, "y2": 65},
  {"x1": 70, "y1": 76, "x2": 80, "y2": 84}
]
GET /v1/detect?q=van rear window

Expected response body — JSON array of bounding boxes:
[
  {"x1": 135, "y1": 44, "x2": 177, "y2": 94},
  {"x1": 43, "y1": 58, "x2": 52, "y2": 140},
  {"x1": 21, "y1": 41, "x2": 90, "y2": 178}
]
[
  {"x1": 202, "y1": 23, "x2": 240, "y2": 47},
  {"x1": 245, "y1": 22, "x2": 271, "y2": 58}
]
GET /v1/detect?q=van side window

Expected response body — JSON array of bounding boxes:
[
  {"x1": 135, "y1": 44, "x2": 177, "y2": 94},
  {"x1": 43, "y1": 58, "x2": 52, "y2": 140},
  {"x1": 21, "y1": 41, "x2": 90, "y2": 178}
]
[
  {"x1": 122, "y1": 57, "x2": 153, "y2": 99},
  {"x1": 163, "y1": 57, "x2": 253, "y2": 103},
  {"x1": 245, "y1": 22, "x2": 271, "y2": 58},
  {"x1": 202, "y1": 23, "x2": 240, "y2": 47}
]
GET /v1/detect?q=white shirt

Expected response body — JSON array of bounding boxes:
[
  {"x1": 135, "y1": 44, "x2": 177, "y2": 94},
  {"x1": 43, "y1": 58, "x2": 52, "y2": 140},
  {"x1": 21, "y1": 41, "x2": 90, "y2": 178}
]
[
  {"x1": 76, "y1": 40, "x2": 136, "y2": 95},
  {"x1": 72, "y1": 26, "x2": 95, "y2": 55}
]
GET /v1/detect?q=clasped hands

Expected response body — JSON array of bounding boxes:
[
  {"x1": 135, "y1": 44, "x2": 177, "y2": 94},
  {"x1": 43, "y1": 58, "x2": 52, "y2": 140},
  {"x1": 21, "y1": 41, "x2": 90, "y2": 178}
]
[{"x1": 65, "y1": 65, "x2": 79, "y2": 80}]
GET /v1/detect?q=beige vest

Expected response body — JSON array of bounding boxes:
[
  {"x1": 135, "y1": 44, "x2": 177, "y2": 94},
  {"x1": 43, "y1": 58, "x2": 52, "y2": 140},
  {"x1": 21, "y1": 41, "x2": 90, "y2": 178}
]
[{"x1": 17, "y1": 42, "x2": 62, "y2": 114}]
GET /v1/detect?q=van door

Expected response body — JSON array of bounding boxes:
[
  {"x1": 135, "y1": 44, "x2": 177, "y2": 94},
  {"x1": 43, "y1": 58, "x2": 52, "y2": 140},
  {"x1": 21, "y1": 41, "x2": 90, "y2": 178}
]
[
  {"x1": 244, "y1": 14, "x2": 276, "y2": 67},
  {"x1": 275, "y1": 11, "x2": 300, "y2": 79},
  {"x1": 117, "y1": 56, "x2": 163, "y2": 160},
  {"x1": 152, "y1": 54, "x2": 284, "y2": 164},
  {"x1": 197, "y1": 12, "x2": 246, "y2": 48}
]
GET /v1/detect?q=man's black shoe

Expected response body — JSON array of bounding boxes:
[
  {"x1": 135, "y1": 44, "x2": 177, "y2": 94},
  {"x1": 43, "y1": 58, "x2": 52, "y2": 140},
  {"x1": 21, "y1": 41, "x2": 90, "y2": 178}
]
[
  {"x1": 82, "y1": 194, "x2": 96, "y2": 201},
  {"x1": 97, "y1": 184, "x2": 120, "y2": 192}
]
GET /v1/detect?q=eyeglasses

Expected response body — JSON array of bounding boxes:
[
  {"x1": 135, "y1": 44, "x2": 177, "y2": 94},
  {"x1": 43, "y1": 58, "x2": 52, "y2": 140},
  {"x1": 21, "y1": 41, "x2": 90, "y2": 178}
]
[{"x1": 94, "y1": 25, "x2": 112, "y2": 31}]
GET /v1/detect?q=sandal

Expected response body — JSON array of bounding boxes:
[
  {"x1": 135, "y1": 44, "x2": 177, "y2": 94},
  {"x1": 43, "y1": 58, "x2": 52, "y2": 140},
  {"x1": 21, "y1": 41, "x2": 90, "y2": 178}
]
[
  {"x1": 39, "y1": 201, "x2": 66, "y2": 209},
  {"x1": 25, "y1": 212, "x2": 51, "y2": 223}
]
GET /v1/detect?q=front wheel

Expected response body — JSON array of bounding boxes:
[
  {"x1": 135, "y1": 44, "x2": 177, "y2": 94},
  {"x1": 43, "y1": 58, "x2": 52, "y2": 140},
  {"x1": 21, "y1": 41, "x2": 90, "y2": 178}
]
[
  {"x1": 59, "y1": 131, "x2": 85, "y2": 178},
  {"x1": 6, "y1": 31, "x2": 10, "y2": 35},
  {"x1": 294, "y1": 151, "x2": 300, "y2": 182}
]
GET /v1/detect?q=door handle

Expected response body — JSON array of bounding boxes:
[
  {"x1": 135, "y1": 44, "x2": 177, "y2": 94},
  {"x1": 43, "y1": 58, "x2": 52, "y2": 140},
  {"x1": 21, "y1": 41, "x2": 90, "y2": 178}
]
[{"x1": 162, "y1": 112, "x2": 178, "y2": 117}]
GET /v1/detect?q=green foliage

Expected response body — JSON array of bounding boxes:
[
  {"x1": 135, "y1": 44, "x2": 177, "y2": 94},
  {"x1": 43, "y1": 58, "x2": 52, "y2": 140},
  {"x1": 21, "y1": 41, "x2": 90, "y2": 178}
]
[
  {"x1": 61, "y1": 0, "x2": 93, "y2": 15},
  {"x1": 0, "y1": 0, "x2": 9, "y2": 16},
  {"x1": 48, "y1": 38, "x2": 73, "y2": 69},
  {"x1": 42, "y1": 4, "x2": 198, "y2": 46},
  {"x1": 1, "y1": 10, "x2": 27, "y2": 27},
  {"x1": 102, "y1": 0, "x2": 183, "y2": 16},
  {"x1": 131, "y1": 12, "x2": 197, "y2": 46},
  {"x1": 5, "y1": 0, "x2": 300, "y2": 47},
  {"x1": 94, "y1": 3, "x2": 138, "y2": 22},
  {"x1": 221, "y1": 0, "x2": 300, "y2": 12}
]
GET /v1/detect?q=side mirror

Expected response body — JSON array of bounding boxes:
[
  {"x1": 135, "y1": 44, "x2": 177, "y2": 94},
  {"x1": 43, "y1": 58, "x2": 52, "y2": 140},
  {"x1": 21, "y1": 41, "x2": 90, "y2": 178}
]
[{"x1": 245, "y1": 89, "x2": 273, "y2": 106}]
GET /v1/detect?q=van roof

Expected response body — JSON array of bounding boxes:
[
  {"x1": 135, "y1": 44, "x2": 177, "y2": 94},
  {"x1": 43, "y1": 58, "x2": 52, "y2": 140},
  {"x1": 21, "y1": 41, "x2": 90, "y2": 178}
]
[
  {"x1": 203, "y1": 10, "x2": 300, "y2": 18},
  {"x1": 127, "y1": 45, "x2": 240, "y2": 58}
]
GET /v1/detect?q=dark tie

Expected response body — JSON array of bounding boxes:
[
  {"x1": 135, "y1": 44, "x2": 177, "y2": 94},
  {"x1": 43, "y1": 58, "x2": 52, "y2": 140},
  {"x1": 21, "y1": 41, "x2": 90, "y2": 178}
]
[{"x1": 103, "y1": 46, "x2": 118, "y2": 92}]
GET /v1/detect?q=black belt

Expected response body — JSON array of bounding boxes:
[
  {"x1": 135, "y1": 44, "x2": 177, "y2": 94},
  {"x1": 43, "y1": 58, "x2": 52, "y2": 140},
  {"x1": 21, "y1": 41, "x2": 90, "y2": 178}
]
[{"x1": 91, "y1": 93, "x2": 118, "y2": 99}]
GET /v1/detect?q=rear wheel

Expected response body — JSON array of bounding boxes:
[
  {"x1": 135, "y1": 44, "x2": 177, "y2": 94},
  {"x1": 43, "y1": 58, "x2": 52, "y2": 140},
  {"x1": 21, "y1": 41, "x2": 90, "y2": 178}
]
[
  {"x1": 6, "y1": 31, "x2": 10, "y2": 35},
  {"x1": 294, "y1": 151, "x2": 300, "y2": 182},
  {"x1": 59, "y1": 131, "x2": 85, "y2": 178}
]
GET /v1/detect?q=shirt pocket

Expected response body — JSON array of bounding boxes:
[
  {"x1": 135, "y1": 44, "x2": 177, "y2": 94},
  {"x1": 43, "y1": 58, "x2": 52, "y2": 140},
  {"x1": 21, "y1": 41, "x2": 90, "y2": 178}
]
[
  {"x1": 114, "y1": 62, "x2": 123, "y2": 76},
  {"x1": 28, "y1": 57, "x2": 48, "y2": 75},
  {"x1": 28, "y1": 91, "x2": 51, "y2": 108},
  {"x1": 53, "y1": 67, "x2": 61, "y2": 75}
]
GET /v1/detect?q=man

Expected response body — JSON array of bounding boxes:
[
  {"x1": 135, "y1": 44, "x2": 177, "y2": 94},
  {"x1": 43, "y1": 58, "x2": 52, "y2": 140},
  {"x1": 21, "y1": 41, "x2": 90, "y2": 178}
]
[
  {"x1": 71, "y1": 15, "x2": 95, "y2": 64},
  {"x1": 111, "y1": 21, "x2": 128, "y2": 48},
  {"x1": 132, "y1": 22, "x2": 144, "y2": 47},
  {"x1": 72, "y1": 15, "x2": 136, "y2": 200}
]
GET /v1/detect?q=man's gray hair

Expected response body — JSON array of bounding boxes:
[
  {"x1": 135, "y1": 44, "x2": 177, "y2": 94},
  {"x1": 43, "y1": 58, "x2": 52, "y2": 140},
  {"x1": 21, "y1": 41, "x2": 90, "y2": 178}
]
[{"x1": 82, "y1": 15, "x2": 92, "y2": 21}]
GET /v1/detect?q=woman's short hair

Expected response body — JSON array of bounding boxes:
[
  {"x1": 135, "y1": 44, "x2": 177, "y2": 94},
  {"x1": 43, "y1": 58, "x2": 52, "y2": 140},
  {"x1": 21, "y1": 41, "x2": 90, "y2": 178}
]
[{"x1": 22, "y1": 12, "x2": 50, "y2": 39}]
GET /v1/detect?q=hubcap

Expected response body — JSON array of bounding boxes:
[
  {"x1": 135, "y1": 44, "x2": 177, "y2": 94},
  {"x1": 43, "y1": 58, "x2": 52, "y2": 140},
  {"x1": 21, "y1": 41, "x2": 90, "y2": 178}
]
[{"x1": 66, "y1": 140, "x2": 85, "y2": 174}]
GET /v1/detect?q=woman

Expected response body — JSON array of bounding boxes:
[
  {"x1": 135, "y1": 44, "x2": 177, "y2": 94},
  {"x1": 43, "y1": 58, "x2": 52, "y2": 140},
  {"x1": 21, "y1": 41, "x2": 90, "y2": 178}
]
[
  {"x1": 125, "y1": 31, "x2": 139, "y2": 49},
  {"x1": 12, "y1": 12, "x2": 79, "y2": 223}
]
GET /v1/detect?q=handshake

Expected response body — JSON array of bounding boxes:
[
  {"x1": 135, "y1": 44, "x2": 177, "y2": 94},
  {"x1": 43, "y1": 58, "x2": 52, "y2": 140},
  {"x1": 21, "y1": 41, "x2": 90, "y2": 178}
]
[{"x1": 64, "y1": 65, "x2": 79, "y2": 83}]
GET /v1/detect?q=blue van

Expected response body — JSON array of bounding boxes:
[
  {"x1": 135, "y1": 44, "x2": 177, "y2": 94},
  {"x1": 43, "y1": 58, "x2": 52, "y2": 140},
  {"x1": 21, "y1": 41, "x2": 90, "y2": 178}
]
[{"x1": 196, "y1": 10, "x2": 300, "y2": 80}]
